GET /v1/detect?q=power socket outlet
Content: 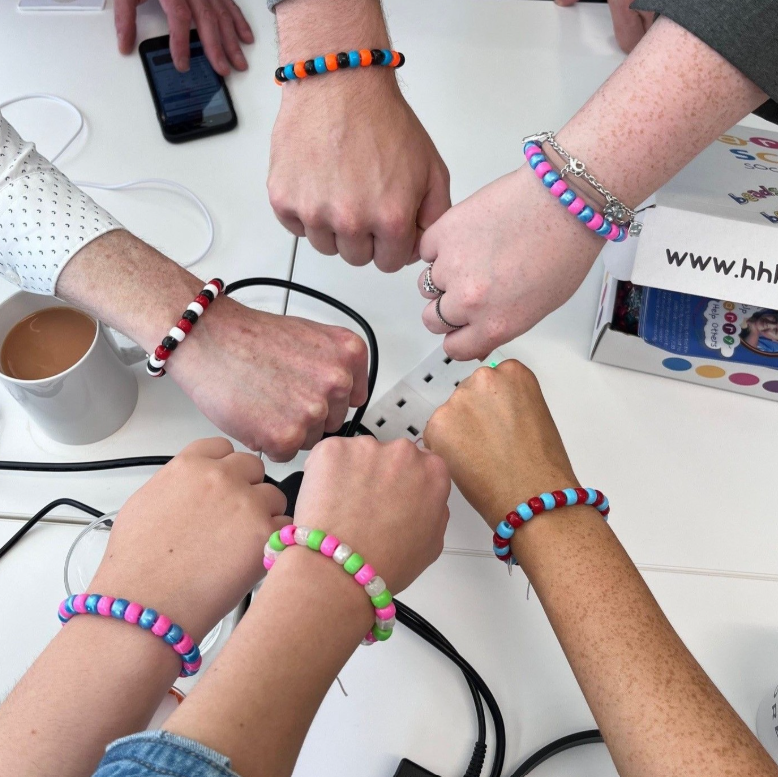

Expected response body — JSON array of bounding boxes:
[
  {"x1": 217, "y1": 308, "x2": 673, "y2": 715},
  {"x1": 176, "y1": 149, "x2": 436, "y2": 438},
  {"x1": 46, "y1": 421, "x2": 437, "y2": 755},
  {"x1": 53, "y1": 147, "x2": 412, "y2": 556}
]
[{"x1": 362, "y1": 346, "x2": 508, "y2": 442}]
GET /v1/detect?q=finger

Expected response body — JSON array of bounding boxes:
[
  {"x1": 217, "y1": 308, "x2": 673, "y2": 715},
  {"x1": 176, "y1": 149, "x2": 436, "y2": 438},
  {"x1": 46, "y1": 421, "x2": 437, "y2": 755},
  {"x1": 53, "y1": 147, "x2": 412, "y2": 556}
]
[
  {"x1": 409, "y1": 226, "x2": 424, "y2": 264},
  {"x1": 223, "y1": 451, "x2": 266, "y2": 484},
  {"x1": 306, "y1": 228, "x2": 338, "y2": 256},
  {"x1": 180, "y1": 437, "x2": 235, "y2": 459},
  {"x1": 418, "y1": 221, "x2": 440, "y2": 264},
  {"x1": 253, "y1": 483, "x2": 288, "y2": 519},
  {"x1": 324, "y1": 395, "x2": 350, "y2": 433},
  {"x1": 416, "y1": 168, "x2": 451, "y2": 231},
  {"x1": 342, "y1": 333, "x2": 369, "y2": 408},
  {"x1": 608, "y1": 0, "x2": 649, "y2": 53},
  {"x1": 335, "y1": 231, "x2": 374, "y2": 267},
  {"x1": 224, "y1": 0, "x2": 254, "y2": 44},
  {"x1": 417, "y1": 262, "x2": 446, "y2": 300},
  {"x1": 275, "y1": 212, "x2": 306, "y2": 238},
  {"x1": 421, "y1": 294, "x2": 467, "y2": 336},
  {"x1": 554, "y1": 0, "x2": 580, "y2": 5},
  {"x1": 372, "y1": 220, "x2": 416, "y2": 273},
  {"x1": 442, "y1": 324, "x2": 491, "y2": 363},
  {"x1": 160, "y1": 0, "x2": 193, "y2": 71},
  {"x1": 191, "y1": 0, "x2": 231, "y2": 76},
  {"x1": 214, "y1": 0, "x2": 248, "y2": 70},
  {"x1": 302, "y1": 421, "x2": 326, "y2": 451},
  {"x1": 115, "y1": 0, "x2": 139, "y2": 55}
]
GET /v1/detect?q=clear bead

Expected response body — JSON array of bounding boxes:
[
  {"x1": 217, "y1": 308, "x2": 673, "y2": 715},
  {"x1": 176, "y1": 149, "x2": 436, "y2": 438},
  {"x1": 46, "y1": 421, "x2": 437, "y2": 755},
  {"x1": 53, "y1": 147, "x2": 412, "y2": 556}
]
[
  {"x1": 364, "y1": 575, "x2": 386, "y2": 597},
  {"x1": 332, "y1": 543, "x2": 352, "y2": 565},
  {"x1": 263, "y1": 542, "x2": 281, "y2": 560},
  {"x1": 361, "y1": 637, "x2": 376, "y2": 646},
  {"x1": 294, "y1": 526, "x2": 311, "y2": 546},
  {"x1": 376, "y1": 616, "x2": 396, "y2": 630}
]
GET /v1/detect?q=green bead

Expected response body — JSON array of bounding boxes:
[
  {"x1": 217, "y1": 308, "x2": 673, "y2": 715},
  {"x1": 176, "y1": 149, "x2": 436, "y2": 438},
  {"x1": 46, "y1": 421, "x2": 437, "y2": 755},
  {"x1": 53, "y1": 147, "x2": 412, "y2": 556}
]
[
  {"x1": 370, "y1": 589, "x2": 392, "y2": 609},
  {"x1": 268, "y1": 531, "x2": 285, "y2": 552},
  {"x1": 372, "y1": 625, "x2": 393, "y2": 641},
  {"x1": 307, "y1": 529, "x2": 326, "y2": 552},
  {"x1": 343, "y1": 553, "x2": 364, "y2": 575}
]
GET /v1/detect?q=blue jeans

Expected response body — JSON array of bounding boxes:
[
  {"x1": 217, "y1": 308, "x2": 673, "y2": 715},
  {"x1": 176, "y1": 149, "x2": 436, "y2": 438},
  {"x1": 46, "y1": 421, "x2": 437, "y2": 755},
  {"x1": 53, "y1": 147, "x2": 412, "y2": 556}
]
[{"x1": 93, "y1": 731, "x2": 241, "y2": 777}]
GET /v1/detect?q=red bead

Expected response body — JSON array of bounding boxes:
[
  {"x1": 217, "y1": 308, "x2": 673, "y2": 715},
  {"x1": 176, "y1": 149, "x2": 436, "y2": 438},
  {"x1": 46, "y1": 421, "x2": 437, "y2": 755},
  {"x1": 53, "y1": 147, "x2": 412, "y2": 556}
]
[
  {"x1": 493, "y1": 534, "x2": 511, "y2": 548},
  {"x1": 177, "y1": 318, "x2": 193, "y2": 334},
  {"x1": 527, "y1": 496, "x2": 545, "y2": 515},
  {"x1": 499, "y1": 552, "x2": 514, "y2": 563},
  {"x1": 194, "y1": 294, "x2": 210, "y2": 309},
  {"x1": 601, "y1": 506, "x2": 610, "y2": 517},
  {"x1": 575, "y1": 487, "x2": 589, "y2": 505},
  {"x1": 155, "y1": 345, "x2": 171, "y2": 361},
  {"x1": 552, "y1": 490, "x2": 567, "y2": 508},
  {"x1": 506, "y1": 511, "x2": 523, "y2": 529},
  {"x1": 209, "y1": 278, "x2": 224, "y2": 292},
  {"x1": 592, "y1": 490, "x2": 605, "y2": 508}
]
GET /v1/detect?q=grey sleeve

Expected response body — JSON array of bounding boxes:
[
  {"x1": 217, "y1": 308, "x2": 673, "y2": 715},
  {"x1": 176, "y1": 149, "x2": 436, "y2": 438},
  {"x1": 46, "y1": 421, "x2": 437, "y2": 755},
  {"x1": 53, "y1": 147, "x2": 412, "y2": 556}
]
[
  {"x1": 267, "y1": 0, "x2": 281, "y2": 10},
  {"x1": 631, "y1": 0, "x2": 778, "y2": 124}
]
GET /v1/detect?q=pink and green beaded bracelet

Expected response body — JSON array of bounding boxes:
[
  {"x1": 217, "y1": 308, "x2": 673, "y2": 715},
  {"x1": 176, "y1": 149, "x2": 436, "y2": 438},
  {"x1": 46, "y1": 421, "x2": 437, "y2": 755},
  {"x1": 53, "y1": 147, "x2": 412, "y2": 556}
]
[{"x1": 263, "y1": 525, "x2": 395, "y2": 645}]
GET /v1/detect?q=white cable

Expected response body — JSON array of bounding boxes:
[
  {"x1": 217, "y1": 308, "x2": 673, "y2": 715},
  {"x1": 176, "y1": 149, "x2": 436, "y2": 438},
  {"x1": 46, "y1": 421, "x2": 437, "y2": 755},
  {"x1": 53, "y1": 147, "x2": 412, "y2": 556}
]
[{"x1": 0, "y1": 93, "x2": 213, "y2": 270}]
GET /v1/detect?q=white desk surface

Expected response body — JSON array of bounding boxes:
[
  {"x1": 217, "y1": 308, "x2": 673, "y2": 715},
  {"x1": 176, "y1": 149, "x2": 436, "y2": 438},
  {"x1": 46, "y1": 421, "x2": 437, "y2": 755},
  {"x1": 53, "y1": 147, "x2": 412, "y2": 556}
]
[{"x1": 2, "y1": 2, "x2": 778, "y2": 776}]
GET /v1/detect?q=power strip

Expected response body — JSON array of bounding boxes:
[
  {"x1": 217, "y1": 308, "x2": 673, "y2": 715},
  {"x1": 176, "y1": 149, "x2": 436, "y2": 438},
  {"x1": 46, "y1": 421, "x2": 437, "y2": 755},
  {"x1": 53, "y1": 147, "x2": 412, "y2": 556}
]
[{"x1": 362, "y1": 346, "x2": 508, "y2": 443}]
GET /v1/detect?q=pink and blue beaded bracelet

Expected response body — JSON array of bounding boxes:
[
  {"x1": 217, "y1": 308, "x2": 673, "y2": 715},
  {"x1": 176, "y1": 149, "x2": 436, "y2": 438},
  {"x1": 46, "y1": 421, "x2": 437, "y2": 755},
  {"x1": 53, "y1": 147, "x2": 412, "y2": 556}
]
[
  {"x1": 493, "y1": 487, "x2": 610, "y2": 567},
  {"x1": 58, "y1": 594, "x2": 202, "y2": 677},
  {"x1": 264, "y1": 524, "x2": 395, "y2": 646}
]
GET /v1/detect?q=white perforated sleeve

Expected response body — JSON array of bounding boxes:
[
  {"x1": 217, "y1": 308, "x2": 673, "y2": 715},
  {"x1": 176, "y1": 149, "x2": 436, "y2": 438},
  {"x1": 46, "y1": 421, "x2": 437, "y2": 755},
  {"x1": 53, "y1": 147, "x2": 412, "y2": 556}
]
[{"x1": 0, "y1": 113, "x2": 123, "y2": 295}]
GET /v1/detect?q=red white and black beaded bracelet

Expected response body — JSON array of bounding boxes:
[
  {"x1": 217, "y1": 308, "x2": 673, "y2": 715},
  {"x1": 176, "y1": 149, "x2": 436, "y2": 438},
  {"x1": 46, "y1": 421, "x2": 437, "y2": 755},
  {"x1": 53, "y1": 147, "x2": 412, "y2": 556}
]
[{"x1": 146, "y1": 278, "x2": 225, "y2": 377}]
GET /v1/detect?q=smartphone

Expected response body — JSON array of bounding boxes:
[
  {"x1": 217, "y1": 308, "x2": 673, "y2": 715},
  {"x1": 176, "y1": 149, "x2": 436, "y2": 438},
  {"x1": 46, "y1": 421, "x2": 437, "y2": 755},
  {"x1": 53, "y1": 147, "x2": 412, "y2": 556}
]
[{"x1": 139, "y1": 30, "x2": 238, "y2": 143}]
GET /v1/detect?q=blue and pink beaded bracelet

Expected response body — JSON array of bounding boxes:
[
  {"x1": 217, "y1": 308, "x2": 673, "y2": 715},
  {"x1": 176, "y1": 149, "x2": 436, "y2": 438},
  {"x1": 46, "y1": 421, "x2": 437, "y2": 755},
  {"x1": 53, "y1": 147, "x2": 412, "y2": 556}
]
[
  {"x1": 493, "y1": 487, "x2": 610, "y2": 567},
  {"x1": 263, "y1": 524, "x2": 395, "y2": 646},
  {"x1": 58, "y1": 594, "x2": 202, "y2": 677}
]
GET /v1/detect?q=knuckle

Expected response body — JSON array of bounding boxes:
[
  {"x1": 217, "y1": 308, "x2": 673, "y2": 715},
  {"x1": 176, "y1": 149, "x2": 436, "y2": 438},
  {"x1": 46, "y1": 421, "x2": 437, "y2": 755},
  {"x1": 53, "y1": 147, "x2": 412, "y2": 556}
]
[
  {"x1": 339, "y1": 330, "x2": 367, "y2": 362},
  {"x1": 306, "y1": 401, "x2": 328, "y2": 423},
  {"x1": 501, "y1": 358, "x2": 537, "y2": 385},
  {"x1": 330, "y1": 210, "x2": 362, "y2": 238},
  {"x1": 326, "y1": 367, "x2": 353, "y2": 396},
  {"x1": 471, "y1": 364, "x2": 496, "y2": 387},
  {"x1": 269, "y1": 425, "x2": 305, "y2": 455},
  {"x1": 198, "y1": 6, "x2": 217, "y2": 26},
  {"x1": 170, "y1": 2, "x2": 191, "y2": 23},
  {"x1": 378, "y1": 210, "x2": 410, "y2": 240}
]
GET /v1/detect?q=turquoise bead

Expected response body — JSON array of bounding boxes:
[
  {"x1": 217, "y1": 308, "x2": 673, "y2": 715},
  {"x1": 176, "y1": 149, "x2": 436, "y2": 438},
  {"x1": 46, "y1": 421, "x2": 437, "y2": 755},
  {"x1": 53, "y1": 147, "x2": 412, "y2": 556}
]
[
  {"x1": 563, "y1": 488, "x2": 578, "y2": 505},
  {"x1": 577, "y1": 206, "x2": 595, "y2": 223},
  {"x1": 284, "y1": 64, "x2": 296, "y2": 81},
  {"x1": 110, "y1": 598, "x2": 129, "y2": 619},
  {"x1": 314, "y1": 56, "x2": 327, "y2": 73},
  {"x1": 182, "y1": 645, "x2": 200, "y2": 664},
  {"x1": 164, "y1": 624, "x2": 184, "y2": 645},
  {"x1": 585, "y1": 488, "x2": 598, "y2": 505},
  {"x1": 58, "y1": 611, "x2": 69, "y2": 624},
  {"x1": 493, "y1": 544, "x2": 511, "y2": 556},
  {"x1": 523, "y1": 141, "x2": 535, "y2": 155},
  {"x1": 540, "y1": 492, "x2": 556, "y2": 510},
  {"x1": 348, "y1": 50, "x2": 361, "y2": 67},
  {"x1": 517, "y1": 503, "x2": 533, "y2": 521},
  {"x1": 85, "y1": 594, "x2": 101, "y2": 614},
  {"x1": 529, "y1": 153, "x2": 545, "y2": 169},
  {"x1": 542, "y1": 171, "x2": 560, "y2": 188},
  {"x1": 559, "y1": 190, "x2": 576, "y2": 206},
  {"x1": 595, "y1": 221, "x2": 612, "y2": 237},
  {"x1": 64, "y1": 595, "x2": 77, "y2": 615},
  {"x1": 382, "y1": 48, "x2": 393, "y2": 65},
  {"x1": 615, "y1": 227, "x2": 627, "y2": 242},
  {"x1": 599, "y1": 497, "x2": 609, "y2": 511},
  {"x1": 496, "y1": 520, "x2": 514, "y2": 539},
  {"x1": 138, "y1": 608, "x2": 158, "y2": 630}
]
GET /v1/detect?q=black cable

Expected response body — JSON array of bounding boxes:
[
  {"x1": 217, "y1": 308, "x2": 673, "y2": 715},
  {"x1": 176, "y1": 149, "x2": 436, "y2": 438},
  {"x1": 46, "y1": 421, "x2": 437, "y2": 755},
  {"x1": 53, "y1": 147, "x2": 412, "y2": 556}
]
[
  {"x1": 508, "y1": 730, "x2": 604, "y2": 777},
  {"x1": 0, "y1": 456, "x2": 172, "y2": 472}
]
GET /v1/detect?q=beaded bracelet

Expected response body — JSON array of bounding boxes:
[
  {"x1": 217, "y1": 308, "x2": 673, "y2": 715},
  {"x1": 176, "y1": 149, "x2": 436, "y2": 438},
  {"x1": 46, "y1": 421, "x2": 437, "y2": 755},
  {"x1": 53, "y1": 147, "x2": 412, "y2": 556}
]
[
  {"x1": 263, "y1": 525, "x2": 395, "y2": 645},
  {"x1": 275, "y1": 48, "x2": 405, "y2": 85},
  {"x1": 146, "y1": 278, "x2": 224, "y2": 378},
  {"x1": 493, "y1": 487, "x2": 610, "y2": 567},
  {"x1": 58, "y1": 593, "x2": 202, "y2": 677},
  {"x1": 522, "y1": 140, "x2": 628, "y2": 243}
]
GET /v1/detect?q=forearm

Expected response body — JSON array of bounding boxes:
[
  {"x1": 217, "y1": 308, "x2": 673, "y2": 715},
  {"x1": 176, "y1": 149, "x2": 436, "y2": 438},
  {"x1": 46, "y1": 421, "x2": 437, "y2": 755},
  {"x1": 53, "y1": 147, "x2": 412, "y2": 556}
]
[
  {"x1": 510, "y1": 507, "x2": 778, "y2": 777},
  {"x1": 163, "y1": 549, "x2": 372, "y2": 777}
]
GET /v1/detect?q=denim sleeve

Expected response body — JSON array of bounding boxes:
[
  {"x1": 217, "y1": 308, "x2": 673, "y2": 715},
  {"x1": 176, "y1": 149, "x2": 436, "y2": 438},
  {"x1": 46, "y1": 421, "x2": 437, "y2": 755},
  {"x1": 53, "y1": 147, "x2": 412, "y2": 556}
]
[{"x1": 92, "y1": 731, "x2": 242, "y2": 777}]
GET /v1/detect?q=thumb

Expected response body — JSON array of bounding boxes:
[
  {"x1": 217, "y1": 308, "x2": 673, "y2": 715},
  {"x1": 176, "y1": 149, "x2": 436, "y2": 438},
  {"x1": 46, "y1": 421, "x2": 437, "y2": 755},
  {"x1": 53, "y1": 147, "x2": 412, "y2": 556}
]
[
  {"x1": 442, "y1": 324, "x2": 494, "y2": 363},
  {"x1": 255, "y1": 483, "x2": 289, "y2": 521},
  {"x1": 417, "y1": 165, "x2": 451, "y2": 231},
  {"x1": 115, "y1": 0, "x2": 139, "y2": 55}
]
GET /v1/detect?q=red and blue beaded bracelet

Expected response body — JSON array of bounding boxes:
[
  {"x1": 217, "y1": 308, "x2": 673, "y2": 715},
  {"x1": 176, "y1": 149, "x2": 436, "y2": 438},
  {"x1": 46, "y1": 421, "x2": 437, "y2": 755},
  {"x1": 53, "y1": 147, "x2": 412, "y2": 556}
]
[{"x1": 275, "y1": 48, "x2": 405, "y2": 85}]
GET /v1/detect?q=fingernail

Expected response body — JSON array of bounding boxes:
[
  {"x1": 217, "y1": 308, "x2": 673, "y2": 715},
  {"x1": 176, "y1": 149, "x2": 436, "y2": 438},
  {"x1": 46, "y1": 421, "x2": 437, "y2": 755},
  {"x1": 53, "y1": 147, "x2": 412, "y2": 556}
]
[{"x1": 236, "y1": 52, "x2": 247, "y2": 69}]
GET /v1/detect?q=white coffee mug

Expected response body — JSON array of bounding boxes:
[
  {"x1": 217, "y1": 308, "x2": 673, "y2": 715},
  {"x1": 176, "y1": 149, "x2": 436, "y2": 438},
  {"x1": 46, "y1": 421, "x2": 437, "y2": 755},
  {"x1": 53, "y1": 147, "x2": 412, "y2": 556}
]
[
  {"x1": 0, "y1": 292, "x2": 144, "y2": 444},
  {"x1": 757, "y1": 683, "x2": 778, "y2": 763}
]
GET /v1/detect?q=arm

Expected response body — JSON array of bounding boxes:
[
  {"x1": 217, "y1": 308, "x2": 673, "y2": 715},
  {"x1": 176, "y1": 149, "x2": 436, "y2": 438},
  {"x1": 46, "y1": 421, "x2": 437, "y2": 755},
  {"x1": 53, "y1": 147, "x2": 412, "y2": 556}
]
[
  {"x1": 418, "y1": 16, "x2": 768, "y2": 359},
  {"x1": 268, "y1": 0, "x2": 450, "y2": 272},
  {"x1": 0, "y1": 438, "x2": 287, "y2": 777},
  {"x1": 424, "y1": 361, "x2": 778, "y2": 777}
]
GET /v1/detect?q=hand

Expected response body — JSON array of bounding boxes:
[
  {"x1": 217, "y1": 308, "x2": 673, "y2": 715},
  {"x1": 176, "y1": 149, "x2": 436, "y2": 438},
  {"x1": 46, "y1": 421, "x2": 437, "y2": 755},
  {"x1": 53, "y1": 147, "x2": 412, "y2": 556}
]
[
  {"x1": 268, "y1": 71, "x2": 450, "y2": 272},
  {"x1": 167, "y1": 298, "x2": 369, "y2": 461},
  {"x1": 424, "y1": 360, "x2": 578, "y2": 531},
  {"x1": 90, "y1": 438, "x2": 287, "y2": 641},
  {"x1": 115, "y1": 0, "x2": 254, "y2": 76},
  {"x1": 555, "y1": 0, "x2": 654, "y2": 54},
  {"x1": 293, "y1": 437, "x2": 451, "y2": 593},
  {"x1": 418, "y1": 168, "x2": 603, "y2": 360}
]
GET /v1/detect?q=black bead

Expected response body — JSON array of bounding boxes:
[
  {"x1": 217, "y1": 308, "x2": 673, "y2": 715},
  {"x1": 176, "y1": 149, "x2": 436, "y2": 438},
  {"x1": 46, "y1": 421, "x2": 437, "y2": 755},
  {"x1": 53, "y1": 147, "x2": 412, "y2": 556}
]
[
  {"x1": 162, "y1": 335, "x2": 178, "y2": 351},
  {"x1": 303, "y1": 60, "x2": 317, "y2": 76},
  {"x1": 336, "y1": 52, "x2": 350, "y2": 68},
  {"x1": 370, "y1": 49, "x2": 384, "y2": 65},
  {"x1": 397, "y1": 52, "x2": 406, "y2": 68},
  {"x1": 182, "y1": 309, "x2": 198, "y2": 324},
  {"x1": 275, "y1": 67, "x2": 287, "y2": 82},
  {"x1": 200, "y1": 288, "x2": 215, "y2": 302}
]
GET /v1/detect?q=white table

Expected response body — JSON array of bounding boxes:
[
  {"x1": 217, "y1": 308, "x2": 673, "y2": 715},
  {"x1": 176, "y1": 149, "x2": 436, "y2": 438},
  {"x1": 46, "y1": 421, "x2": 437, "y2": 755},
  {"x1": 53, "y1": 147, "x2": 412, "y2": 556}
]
[{"x1": 2, "y1": 2, "x2": 778, "y2": 776}]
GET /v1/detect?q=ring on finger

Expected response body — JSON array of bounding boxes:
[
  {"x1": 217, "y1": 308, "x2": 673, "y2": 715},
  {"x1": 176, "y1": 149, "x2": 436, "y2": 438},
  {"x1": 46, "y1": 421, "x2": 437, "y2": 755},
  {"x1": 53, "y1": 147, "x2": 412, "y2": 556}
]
[
  {"x1": 423, "y1": 264, "x2": 443, "y2": 296},
  {"x1": 435, "y1": 293, "x2": 464, "y2": 330}
]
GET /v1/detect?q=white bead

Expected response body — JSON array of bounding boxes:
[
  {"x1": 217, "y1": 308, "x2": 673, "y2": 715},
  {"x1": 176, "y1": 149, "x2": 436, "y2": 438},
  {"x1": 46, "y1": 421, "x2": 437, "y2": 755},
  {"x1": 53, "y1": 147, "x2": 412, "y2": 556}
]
[
  {"x1": 263, "y1": 542, "x2": 281, "y2": 560},
  {"x1": 203, "y1": 283, "x2": 220, "y2": 298},
  {"x1": 146, "y1": 363, "x2": 162, "y2": 376},
  {"x1": 364, "y1": 575, "x2": 386, "y2": 598},
  {"x1": 294, "y1": 526, "x2": 311, "y2": 546},
  {"x1": 169, "y1": 326, "x2": 186, "y2": 342},
  {"x1": 149, "y1": 355, "x2": 166, "y2": 369},
  {"x1": 332, "y1": 543, "x2": 352, "y2": 565},
  {"x1": 375, "y1": 616, "x2": 396, "y2": 630},
  {"x1": 187, "y1": 301, "x2": 204, "y2": 316}
]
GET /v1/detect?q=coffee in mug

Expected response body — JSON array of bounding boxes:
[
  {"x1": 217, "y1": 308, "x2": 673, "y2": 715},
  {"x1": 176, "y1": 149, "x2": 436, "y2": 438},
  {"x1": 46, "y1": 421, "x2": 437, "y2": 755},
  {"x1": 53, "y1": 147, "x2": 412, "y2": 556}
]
[{"x1": 0, "y1": 306, "x2": 97, "y2": 380}]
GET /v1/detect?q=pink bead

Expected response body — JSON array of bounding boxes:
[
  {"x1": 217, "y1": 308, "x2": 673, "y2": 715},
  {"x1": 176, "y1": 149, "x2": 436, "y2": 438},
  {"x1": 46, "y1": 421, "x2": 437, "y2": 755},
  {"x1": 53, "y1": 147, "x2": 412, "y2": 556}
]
[
  {"x1": 280, "y1": 525, "x2": 297, "y2": 546},
  {"x1": 59, "y1": 601, "x2": 71, "y2": 621},
  {"x1": 606, "y1": 223, "x2": 620, "y2": 240},
  {"x1": 97, "y1": 596, "x2": 115, "y2": 617},
  {"x1": 549, "y1": 180, "x2": 568, "y2": 197},
  {"x1": 534, "y1": 161, "x2": 553, "y2": 179},
  {"x1": 183, "y1": 656, "x2": 202, "y2": 674},
  {"x1": 586, "y1": 212, "x2": 604, "y2": 231},
  {"x1": 363, "y1": 631, "x2": 377, "y2": 644},
  {"x1": 124, "y1": 602, "x2": 143, "y2": 624},
  {"x1": 524, "y1": 144, "x2": 541, "y2": 160},
  {"x1": 263, "y1": 556, "x2": 275, "y2": 571},
  {"x1": 151, "y1": 614, "x2": 172, "y2": 637},
  {"x1": 173, "y1": 633, "x2": 194, "y2": 655},
  {"x1": 567, "y1": 197, "x2": 585, "y2": 215},
  {"x1": 375, "y1": 603, "x2": 396, "y2": 620},
  {"x1": 320, "y1": 534, "x2": 340, "y2": 557},
  {"x1": 73, "y1": 594, "x2": 89, "y2": 614},
  {"x1": 354, "y1": 564, "x2": 375, "y2": 585}
]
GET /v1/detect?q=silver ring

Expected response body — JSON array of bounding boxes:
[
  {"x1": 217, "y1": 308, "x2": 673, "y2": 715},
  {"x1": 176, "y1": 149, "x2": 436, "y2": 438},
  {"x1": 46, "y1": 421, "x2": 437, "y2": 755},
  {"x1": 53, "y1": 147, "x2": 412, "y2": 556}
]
[
  {"x1": 436, "y1": 294, "x2": 464, "y2": 330},
  {"x1": 423, "y1": 264, "x2": 443, "y2": 296}
]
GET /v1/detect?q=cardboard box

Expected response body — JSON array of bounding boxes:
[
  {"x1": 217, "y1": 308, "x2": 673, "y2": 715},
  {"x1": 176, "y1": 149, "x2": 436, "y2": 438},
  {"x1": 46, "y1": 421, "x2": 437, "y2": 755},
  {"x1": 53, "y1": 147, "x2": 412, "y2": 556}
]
[{"x1": 591, "y1": 123, "x2": 778, "y2": 400}]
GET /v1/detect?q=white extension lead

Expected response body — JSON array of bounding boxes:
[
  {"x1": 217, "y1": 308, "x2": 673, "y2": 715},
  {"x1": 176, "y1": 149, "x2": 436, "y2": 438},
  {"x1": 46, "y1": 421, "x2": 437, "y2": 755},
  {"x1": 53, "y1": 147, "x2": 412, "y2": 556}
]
[{"x1": 0, "y1": 93, "x2": 214, "y2": 270}]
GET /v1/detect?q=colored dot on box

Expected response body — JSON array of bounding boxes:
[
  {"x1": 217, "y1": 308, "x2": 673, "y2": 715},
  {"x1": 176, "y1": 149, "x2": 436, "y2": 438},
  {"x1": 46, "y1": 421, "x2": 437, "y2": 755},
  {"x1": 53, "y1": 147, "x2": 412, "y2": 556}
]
[
  {"x1": 662, "y1": 358, "x2": 692, "y2": 372},
  {"x1": 729, "y1": 372, "x2": 760, "y2": 386},
  {"x1": 763, "y1": 380, "x2": 778, "y2": 393},
  {"x1": 695, "y1": 365, "x2": 726, "y2": 379}
]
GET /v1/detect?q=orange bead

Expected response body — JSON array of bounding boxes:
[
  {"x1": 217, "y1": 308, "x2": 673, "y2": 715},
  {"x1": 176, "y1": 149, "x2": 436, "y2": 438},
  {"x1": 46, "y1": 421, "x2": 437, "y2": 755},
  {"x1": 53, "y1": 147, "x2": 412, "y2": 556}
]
[
  {"x1": 274, "y1": 77, "x2": 283, "y2": 86},
  {"x1": 294, "y1": 61, "x2": 307, "y2": 78},
  {"x1": 390, "y1": 51, "x2": 401, "y2": 67},
  {"x1": 325, "y1": 53, "x2": 338, "y2": 71},
  {"x1": 359, "y1": 49, "x2": 372, "y2": 66}
]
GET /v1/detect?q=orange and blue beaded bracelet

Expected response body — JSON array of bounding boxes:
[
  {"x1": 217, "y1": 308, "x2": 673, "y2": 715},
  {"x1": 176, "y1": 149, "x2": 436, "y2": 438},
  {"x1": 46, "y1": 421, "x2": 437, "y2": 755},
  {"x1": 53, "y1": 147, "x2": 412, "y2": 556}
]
[
  {"x1": 493, "y1": 488, "x2": 610, "y2": 567},
  {"x1": 275, "y1": 48, "x2": 405, "y2": 85}
]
